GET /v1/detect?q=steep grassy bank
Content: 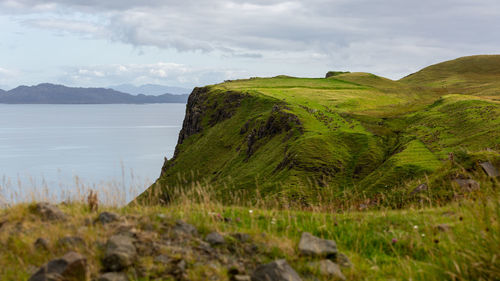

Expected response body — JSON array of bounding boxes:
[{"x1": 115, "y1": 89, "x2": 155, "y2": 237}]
[{"x1": 140, "y1": 55, "x2": 500, "y2": 206}]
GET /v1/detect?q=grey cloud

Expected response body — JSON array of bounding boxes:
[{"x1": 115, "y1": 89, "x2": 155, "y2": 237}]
[{"x1": 1, "y1": 0, "x2": 499, "y2": 79}]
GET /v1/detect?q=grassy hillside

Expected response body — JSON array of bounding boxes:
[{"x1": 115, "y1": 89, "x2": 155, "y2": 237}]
[
  {"x1": 1, "y1": 193, "x2": 499, "y2": 280},
  {"x1": 400, "y1": 55, "x2": 500, "y2": 100},
  {"x1": 140, "y1": 55, "x2": 500, "y2": 206}
]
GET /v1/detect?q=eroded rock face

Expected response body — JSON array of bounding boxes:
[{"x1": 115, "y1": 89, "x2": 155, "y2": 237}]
[
  {"x1": 32, "y1": 203, "x2": 67, "y2": 221},
  {"x1": 102, "y1": 235, "x2": 137, "y2": 272},
  {"x1": 251, "y1": 259, "x2": 302, "y2": 281},
  {"x1": 298, "y1": 232, "x2": 337, "y2": 258},
  {"x1": 29, "y1": 251, "x2": 88, "y2": 281}
]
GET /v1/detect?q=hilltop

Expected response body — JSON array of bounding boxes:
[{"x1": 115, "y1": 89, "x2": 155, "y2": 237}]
[
  {"x1": 140, "y1": 55, "x2": 500, "y2": 206},
  {"x1": 0, "y1": 83, "x2": 189, "y2": 104}
]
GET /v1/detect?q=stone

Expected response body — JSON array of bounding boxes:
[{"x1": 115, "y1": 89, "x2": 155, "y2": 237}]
[
  {"x1": 251, "y1": 259, "x2": 302, "y2": 281},
  {"x1": 233, "y1": 275, "x2": 252, "y2": 281},
  {"x1": 98, "y1": 272, "x2": 129, "y2": 281},
  {"x1": 206, "y1": 232, "x2": 225, "y2": 245},
  {"x1": 32, "y1": 203, "x2": 67, "y2": 221},
  {"x1": 102, "y1": 235, "x2": 137, "y2": 272},
  {"x1": 298, "y1": 232, "x2": 337, "y2": 258},
  {"x1": 57, "y1": 236, "x2": 86, "y2": 248},
  {"x1": 436, "y1": 224, "x2": 451, "y2": 232},
  {"x1": 97, "y1": 212, "x2": 120, "y2": 225},
  {"x1": 480, "y1": 162, "x2": 499, "y2": 178},
  {"x1": 454, "y1": 179, "x2": 480, "y2": 191},
  {"x1": 34, "y1": 238, "x2": 50, "y2": 251},
  {"x1": 308, "y1": 259, "x2": 345, "y2": 280},
  {"x1": 174, "y1": 220, "x2": 198, "y2": 236},
  {"x1": 336, "y1": 252, "x2": 352, "y2": 268},
  {"x1": 410, "y1": 183, "x2": 428, "y2": 195},
  {"x1": 29, "y1": 251, "x2": 88, "y2": 281},
  {"x1": 154, "y1": 254, "x2": 171, "y2": 264},
  {"x1": 232, "y1": 233, "x2": 251, "y2": 243}
]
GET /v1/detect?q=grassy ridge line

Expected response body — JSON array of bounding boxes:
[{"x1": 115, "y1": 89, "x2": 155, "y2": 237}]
[
  {"x1": 142, "y1": 55, "x2": 500, "y2": 206},
  {"x1": 1, "y1": 191, "x2": 499, "y2": 280}
]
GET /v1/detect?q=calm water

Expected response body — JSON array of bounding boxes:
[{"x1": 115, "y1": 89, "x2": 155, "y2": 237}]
[{"x1": 0, "y1": 104, "x2": 186, "y2": 205}]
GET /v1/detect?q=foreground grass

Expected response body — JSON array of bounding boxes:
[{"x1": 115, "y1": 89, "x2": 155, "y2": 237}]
[{"x1": 1, "y1": 194, "x2": 499, "y2": 280}]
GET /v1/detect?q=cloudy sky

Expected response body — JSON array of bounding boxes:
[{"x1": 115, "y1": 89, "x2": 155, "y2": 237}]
[{"x1": 0, "y1": 0, "x2": 499, "y2": 90}]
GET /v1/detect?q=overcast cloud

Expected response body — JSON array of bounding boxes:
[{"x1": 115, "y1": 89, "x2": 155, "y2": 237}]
[{"x1": 0, "y1": 0, "x2": 499, "y2": 89}]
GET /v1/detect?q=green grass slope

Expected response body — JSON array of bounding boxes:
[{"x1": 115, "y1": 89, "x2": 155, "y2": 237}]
[
  {"x1": 400, "y1": 55, "x2": 500, "y2": 100},
  {"x1": 139, "y1": 56, "x2": 500, "y2": 206}
]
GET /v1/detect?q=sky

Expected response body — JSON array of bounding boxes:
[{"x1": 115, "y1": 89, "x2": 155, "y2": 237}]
[{"x1": 0, "y1": 0, "x2": 499, "y2": 90}]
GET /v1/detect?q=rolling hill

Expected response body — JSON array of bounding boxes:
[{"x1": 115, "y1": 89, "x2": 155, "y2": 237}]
[
  {"x1": 0, "y1": 83, "x2": 189, "y2": 104},
  {"x1": 139, "y1": 55, "x2": 500, "y2": 206}
]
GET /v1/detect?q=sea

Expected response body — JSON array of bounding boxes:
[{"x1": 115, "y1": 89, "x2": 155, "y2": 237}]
[{"x1": 0, "y1": 104, "x2": 186, "y2": 205}]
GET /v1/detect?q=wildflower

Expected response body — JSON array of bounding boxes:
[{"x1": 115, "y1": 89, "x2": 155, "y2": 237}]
[
  {"x1": 249, "y1": 210, "x2": 253, "y2": 214},
  {"x1": 391, "y1": 238, "x2": 398, "y2": 244},
  {"x1": 413, "y1": 225, "x2": 418, "y2": 229},
  {"x1": 271, "y1": 218, "x2": 277, "y2": 225},
  {"x1": 421, "y1": 234, "x2": 425, "y2": 237}
]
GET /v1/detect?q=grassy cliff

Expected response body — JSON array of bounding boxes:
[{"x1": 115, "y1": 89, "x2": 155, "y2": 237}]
[{"x1": 140, "y1": 55, "x2": 500, "y2": 206}]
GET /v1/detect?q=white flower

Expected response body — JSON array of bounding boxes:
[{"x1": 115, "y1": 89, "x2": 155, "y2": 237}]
[
  {"x1": 414, "y1": 225, "x2": 418, "y2": 229},
  {"x1": 421, "y1": 234, "x2": 425, "y2": 237},
  {"x1": 249, "y1": 210, "x2": 253, "y2": 214}
]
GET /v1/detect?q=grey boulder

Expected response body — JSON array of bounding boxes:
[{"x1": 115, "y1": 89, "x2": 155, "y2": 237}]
[
  {"x1": 251, "y1": 259, "x2": 302, "y2": 281},
  {"x1": 308, "y1": 259, "x2": 345, "y2": 280},
  {"x1": 29, "y1": 251, "x2": 88, "y2": 281},
  {"x1": 102, "y1": 235, "x2": 137, "y2": 272},
  {"x1": 298, "y1": 232, "x2": 337, "y2": 258},
  {"x1": 32, "y1": 203, "x2": 67, "y2": 221},
  {"x1": 206, "y1": 232, "x2": 225, "y2": 245}
]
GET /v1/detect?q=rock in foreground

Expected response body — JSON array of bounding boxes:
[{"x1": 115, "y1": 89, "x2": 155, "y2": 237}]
[
  {"x1": 251, "y1": 259, "x2": 302, "y2": 281},
  {"x1": 298, "y1": 232, "x2": 337, "y2": 258},
  {"x1": 29, "y1": 251, "x2": 88, "y2": 281}
]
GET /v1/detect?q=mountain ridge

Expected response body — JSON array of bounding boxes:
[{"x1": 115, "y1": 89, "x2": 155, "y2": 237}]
[{"x1": 0, "y1": 83, "x2": 188, "y2": 104}]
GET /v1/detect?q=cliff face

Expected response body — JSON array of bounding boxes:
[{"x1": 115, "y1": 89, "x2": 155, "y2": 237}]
[{"x1": 140, "y1": 56, "x2": 500, "y2": 206}]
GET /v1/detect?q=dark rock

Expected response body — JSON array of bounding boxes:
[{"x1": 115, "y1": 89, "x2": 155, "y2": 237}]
[
  {"x1": 308, "y1": 259, "x2": 345, "y2": 280},
  {"x1": 98, "y1": 272, "x2": 129, "y2": 281},
  {"x1": 57, "y1": 236, "x2": 86, "y2": 248},
  {"x1": 206, "y1": 232, "x2": 225, "y2": 245},
  {"x1": 480, "y1": 162, "x2": 499, "y2": 178},
  {"x1": 251, "y1": 259, "x2": 302, "y2": 281},
  {"x1": 410, "y1": 183, "x2": 428, "y2": 195},
  {"x1": 454, "y1": 179, "x2": 480, "y2": 191},
  {"x1": 102, "y1": 235, "x2": 137, "y2": 272},
  {"x1": 336, "y1": 252, "x2": 352, "y2": 268},
  {"x1": 97, "y1": 212, "x2": 120, "y2": 225},
  {"x1": 298, "y1": 232, "x2": 337, "y2": 258},
  {"x1": 32, "y1": 203, "x2": 67, "y2": 221},
  {"x1": 174, "y1": 220, "x2": 198, "y2": 236},
  {"x1": 232, "y1": 233, "x2": 251, "y2": 243},
  {"x1": 34, "y1": 238, "x2": 50, "y2": 251},
  {"x1": 29, "y1": 251, "x2": 88, "y2": 281}
]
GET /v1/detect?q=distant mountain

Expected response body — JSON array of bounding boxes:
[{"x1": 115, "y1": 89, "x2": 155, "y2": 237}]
[
  {"x1": 110, "y1": 84, "x2": 191, "y2": 96},
  {"x1": 0, "y1": 83, "x2": 189, "y2": 104}
]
